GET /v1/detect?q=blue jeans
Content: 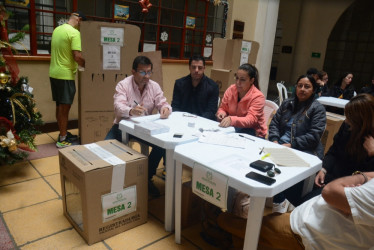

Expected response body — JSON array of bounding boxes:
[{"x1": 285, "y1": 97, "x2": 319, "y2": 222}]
[{"x1": 105, "y1": 124, "x2": 165, "y2": 180}]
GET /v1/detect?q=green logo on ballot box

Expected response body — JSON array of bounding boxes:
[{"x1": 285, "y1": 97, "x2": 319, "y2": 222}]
[{"x1": 206, "y1": 171, "x2": 213, "y2": 181}]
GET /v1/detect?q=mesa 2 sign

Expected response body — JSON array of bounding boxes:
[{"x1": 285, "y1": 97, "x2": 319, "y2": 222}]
[{"x1": 192, "y1": 163, "x2": 228, "y2": 209}]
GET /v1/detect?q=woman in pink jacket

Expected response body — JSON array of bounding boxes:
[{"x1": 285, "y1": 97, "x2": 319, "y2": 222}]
[{"x1": 216, "y1": 64, "x2": 267, "y2": 138}]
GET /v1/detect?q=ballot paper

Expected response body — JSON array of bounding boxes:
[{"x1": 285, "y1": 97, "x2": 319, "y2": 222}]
[
  {"x1": 198, "y1": 133, "x2": 246, "y2": 148},
  {"x1": 263, "y1": 147, "x2": 310, "y2": 167},
  {"x1": 130, "y1": 115, "x2": 160, "y2": 123},
  {"x1": 134, "y1": 121, "x2": 169, "y2": 135}
]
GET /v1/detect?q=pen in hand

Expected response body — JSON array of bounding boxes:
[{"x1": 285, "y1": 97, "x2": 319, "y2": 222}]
[{"x1": 132, "y1": 100, "x2": 146, "y2": 116}]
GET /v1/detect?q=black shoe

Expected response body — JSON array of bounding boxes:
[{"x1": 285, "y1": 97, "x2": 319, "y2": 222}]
[
  {"x1": 148, "y1": 180, "x2": 160, "y2": 197},
  {"x1": 66, "y1": 131, "x2": 78, "y2": 141}
]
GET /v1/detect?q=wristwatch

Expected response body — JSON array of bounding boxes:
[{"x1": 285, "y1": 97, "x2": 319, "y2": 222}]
[{"x1": 352, "y1": 171, "x2": 368, "y2": 184}]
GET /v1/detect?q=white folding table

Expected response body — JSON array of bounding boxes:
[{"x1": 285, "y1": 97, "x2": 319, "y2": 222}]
[
  {"x1": 118, "y1": 111, "x2": 235, "y2": 231},
  {"x1": 317, "y1": 96, "x2": 349, "y2": 108},
  {"x1": 173, "y1": 134, "x2": 322, "y2": 249}
]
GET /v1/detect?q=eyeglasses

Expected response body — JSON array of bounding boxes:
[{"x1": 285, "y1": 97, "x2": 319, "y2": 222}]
[
  {"x1": 137, "y1": 70, "x2": 153, "y2": 76},
  {"x1": 267, "y1": 166, "x2": 281, "y2": 177}
]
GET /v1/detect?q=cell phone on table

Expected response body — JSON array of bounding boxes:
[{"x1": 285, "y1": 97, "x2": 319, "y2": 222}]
[
  {"x1": 173, "y1": 133, "x2": 183, "y2": 138},
  {"x1": 249, "y1": 160, "x2": 274, "y2": 172},
  {"x1": 245, "y1": 171, "x2": 276, "y2": 186}
]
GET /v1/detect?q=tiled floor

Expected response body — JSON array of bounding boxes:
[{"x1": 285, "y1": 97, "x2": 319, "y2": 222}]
[{"x1": 0, "y1": 130, "x2": 221, "y2": 250}]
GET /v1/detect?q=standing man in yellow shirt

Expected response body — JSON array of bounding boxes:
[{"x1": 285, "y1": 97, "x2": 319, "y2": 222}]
[{"x1": 49, "y1": 11, "x2": 86, "y2": 148}]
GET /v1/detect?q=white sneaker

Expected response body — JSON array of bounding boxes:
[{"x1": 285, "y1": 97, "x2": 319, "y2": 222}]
[
  {"x1": 288, "y1": 202, "x2": 295, "y2": 212},
  {"x1": 272, "y1": 199, "x2": 293, "y2": 214}
]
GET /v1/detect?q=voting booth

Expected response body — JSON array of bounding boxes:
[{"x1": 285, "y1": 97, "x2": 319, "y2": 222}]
[
  {"x1": 78, "y1": 22, "x2": 164, "y2": 144},
  {"x1": 210, "y1": 38, "x2": 259, "y2": 97},
  {"x1": 78, "y1": 22, "x2": 140, "y2": 144}
]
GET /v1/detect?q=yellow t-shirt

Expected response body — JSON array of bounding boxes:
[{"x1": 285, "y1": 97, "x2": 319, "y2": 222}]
[{"x1": 49, "y1": 23, "x2": 81, "y2": 80}]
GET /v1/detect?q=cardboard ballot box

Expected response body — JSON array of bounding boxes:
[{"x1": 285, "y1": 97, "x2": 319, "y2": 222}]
[
  {"x1": 321, "y1": 112, "x2": 345, "y2": 154},
  {"x1": 59, "y1": 140, "x2": 148, "y2": 245}
]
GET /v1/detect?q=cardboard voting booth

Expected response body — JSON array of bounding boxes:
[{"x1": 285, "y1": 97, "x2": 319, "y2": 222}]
[
  {"x1": 78, "y1": 22, "x2": 140, "y2": 144},
  {"x1": 210, "y1": 38, "x2": 260, "y2": 97},
  {"x1": 59, "y1": 140, "x2": 148, "y2": 244},
  {"x1": 78, "y1": 22, "x2": 164, "y2": 144}
]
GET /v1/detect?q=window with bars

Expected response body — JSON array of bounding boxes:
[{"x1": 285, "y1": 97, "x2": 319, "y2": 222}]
[{"x1": 4, "y1": 0, "x2": 227, "y2": 59}]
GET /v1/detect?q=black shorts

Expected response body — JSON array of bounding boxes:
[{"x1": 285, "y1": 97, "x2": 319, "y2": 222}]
[{"x1": 50, "y1": 78, "x2": 76, "y2": 105}]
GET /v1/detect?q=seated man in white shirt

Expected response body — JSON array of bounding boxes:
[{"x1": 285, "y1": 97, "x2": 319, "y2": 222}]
[{"x1": 218, "y1": 168, "x2": 374, "y2": 248}]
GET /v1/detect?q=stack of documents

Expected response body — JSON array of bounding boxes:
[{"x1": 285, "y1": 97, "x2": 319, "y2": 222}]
[
  {"x1": 134, "y1": 121, "x2": 170, "y2": 135},
  {"x1": 263, "y1": 148, "x2": 310, "y2": 167}
]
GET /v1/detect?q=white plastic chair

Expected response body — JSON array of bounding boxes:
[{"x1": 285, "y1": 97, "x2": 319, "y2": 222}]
[
  {"x1": 277, "y1": 82, "x2": 288, "y2": 104},
  {"x1": 264, "y1": 100, "x2": 279, "y2": 126},
  {"x1": 264, "y1": 100, "x2": 279, "y2": 139}
]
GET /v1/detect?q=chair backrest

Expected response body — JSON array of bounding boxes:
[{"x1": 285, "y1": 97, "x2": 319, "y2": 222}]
[
  {"x1": 276, "y1": 82, "x2": 288, "y2": 104},
  {"x1": 264, "y1": 100, "x2": 279, "y2": 138}
]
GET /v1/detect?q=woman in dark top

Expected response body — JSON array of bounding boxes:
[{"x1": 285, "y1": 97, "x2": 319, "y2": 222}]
[
  {"x1": 315, "y1": 93, "x2": 374, "y2": 187},
  {"x1": 300, "y1": 94, "x2": 374, "y2": 202},
  {"x1": 330, "y1": 72, "x2": 355, "y2": 100},
  {"x1": 269, "y1": 75, "x2": 326, "y2": 159},
  {"x1": 268, "y1": 75, "x2": 326, "y2": 211}
]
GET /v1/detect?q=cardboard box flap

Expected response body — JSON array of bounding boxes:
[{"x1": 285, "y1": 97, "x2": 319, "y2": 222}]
[{"x1": 59, "y1": 140, "x2": 146, "y2": 172}]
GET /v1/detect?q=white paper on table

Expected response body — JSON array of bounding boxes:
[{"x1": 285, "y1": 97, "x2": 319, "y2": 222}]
[
  {"x1": 264, "y1": 147, "x2": 310, "y2": 167},
  {"x1": 103, "y1": 45, "x2": 121, "y2": 70},
  {"x1": 198, "y1": 133, "x2": 246, "y2": 148},
  {"x1": 134, "y1": 121, "x2": 169, "y2": 135},
  {"x1": 129, "y1": 115, "x2": 160, "y2": 123},
  {"x1": 210, "y1": 154, "x2": 253, "y2": 176}
]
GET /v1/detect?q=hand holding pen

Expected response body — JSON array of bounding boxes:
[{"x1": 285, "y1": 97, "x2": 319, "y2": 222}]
[{"x1": 131, "y1": 100, "x2": 147, "y2": 116}]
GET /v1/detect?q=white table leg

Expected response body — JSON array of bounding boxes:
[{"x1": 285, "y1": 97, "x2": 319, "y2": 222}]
[
  {"x1": 243, "y1": 196, "x2": 265, "y2": 250},
  {"x1": 302, "y1": 174, "x2": 316, "y2": 197},
  {"x1": 164, "y1": 149, "x2": 175, "y2": 231},
  {"x1": 175, "y1": 160, "x2": 183, "y2": 243},
  {"x1": 122, "y1": 132, "x2": 129, "y2": 144}
]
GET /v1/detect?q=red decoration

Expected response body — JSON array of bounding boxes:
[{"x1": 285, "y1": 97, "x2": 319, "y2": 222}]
[
  {"x1": 0, "y1": 117, "x2": 20, "y2": 140},
  {"x1": 139, "y1": 0, "x2": 152, "y2": 13}
]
